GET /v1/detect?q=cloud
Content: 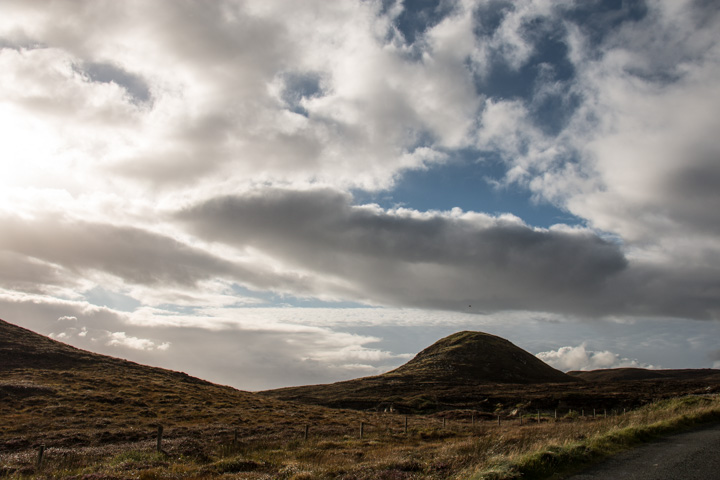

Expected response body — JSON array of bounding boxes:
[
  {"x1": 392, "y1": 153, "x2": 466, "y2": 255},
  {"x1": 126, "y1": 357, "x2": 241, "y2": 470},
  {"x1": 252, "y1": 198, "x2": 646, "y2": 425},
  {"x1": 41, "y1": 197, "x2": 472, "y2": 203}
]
[
  {"x1": 177, "y1": 186, "x2": 631, "y2": 315},
  {"x1": 4, "y1": 294, "x2": 414, "y2": 389},
  {"x1": 0, "y1": 0, "x2": 719, "y2": 391},
  {"x1": 106, "y1": 331, "x2": 170, "y2": 351},
  {"x1": 3, "y1": 287, "x2": 718, "y2": 390},
  {"x1": 0, "y1": 0, "x2": 483, "y2": 195},
  {"x1": 536, "y1": 343, "x2": 654, "y2": 372},
  {"x1": 0, "y1": 212, "x2": 351, "y2": 303}
]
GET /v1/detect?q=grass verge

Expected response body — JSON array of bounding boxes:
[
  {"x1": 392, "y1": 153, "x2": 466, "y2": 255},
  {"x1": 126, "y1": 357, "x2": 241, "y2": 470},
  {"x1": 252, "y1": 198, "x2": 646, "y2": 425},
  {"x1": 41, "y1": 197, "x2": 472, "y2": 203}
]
[{"x1": 471, "y1": 395, "x2": 720, "y2": 479}]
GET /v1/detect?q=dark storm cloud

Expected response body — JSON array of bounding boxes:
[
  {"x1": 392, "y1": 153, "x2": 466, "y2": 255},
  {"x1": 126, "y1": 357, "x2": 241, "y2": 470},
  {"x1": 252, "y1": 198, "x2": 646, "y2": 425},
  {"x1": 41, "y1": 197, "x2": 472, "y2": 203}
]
[
  {"x1": 612, "y1": 262, "x2": 720, "y2": 321},
  {"x1": 177, "y1": 187, "x2": 629, "y2": 314},
  {"x1": 662, "y1": 159, "x2": 720, "y2": 235},
  {"x1": 0, "y1": 251, "x2": 65, "y2": 293},
  {"x1": 0, "y1": 214, "x2": 321, "y2": 294},
  {"x1": 0, "y1": 215, "x2": 233, "y2": 286}
]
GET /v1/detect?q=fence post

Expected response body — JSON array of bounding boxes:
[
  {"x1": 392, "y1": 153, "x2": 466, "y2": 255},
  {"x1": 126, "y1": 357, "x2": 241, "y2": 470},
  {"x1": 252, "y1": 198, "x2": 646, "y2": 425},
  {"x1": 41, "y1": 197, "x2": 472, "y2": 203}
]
[
  {"x1": 156, "y1": 426, "x2": 164, "y2": 452},
  {"x1": 443, "y1": 417, "x2": 446, "y2": 429},
  {"x1": 537, "y1": 410, "x2": 540, "y2": 423},
  {"x1": 554, "y1": 409, "x2": 557, "y2": 420},
  {"x1": 604, "y1": 409, "x2": 607, "y2": 419},
  {"x1": 360, "y1": 422, "x2": 364, "y2": 439},
  {"x1": 472, "y1": 413, "x2": 475, "y2": 428},
  {"x1": 37, "y1": 445, "x2": 45, "y2": 469},
  {"x1": 304, "y1": 424, "x2": 309, "y2": 441},
  {"x1": 497, "y1": 415, "x2": 501, "y2": 426},
  {"x1": 404, "y1": 416, "x2": 408, "y2": 434}
]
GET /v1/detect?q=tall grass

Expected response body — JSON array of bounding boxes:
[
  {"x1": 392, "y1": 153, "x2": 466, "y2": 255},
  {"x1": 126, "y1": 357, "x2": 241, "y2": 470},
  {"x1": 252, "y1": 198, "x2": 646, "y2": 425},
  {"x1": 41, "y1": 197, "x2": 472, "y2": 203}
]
[{"x1": 2, "y1": 395, "x2": 718, "y2": 479}]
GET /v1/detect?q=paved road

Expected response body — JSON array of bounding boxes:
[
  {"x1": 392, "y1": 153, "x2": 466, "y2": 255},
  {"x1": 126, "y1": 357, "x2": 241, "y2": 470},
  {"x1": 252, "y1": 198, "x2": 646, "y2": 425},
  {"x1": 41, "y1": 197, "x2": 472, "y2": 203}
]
[{"x1": 566, "y1": 423, "x2": 720, "y2": 480}]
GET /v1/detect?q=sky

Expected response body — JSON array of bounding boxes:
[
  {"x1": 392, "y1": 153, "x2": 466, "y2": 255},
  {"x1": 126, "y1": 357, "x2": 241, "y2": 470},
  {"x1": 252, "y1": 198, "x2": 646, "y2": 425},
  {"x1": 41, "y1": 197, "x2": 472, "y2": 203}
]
[{"x1": 1, "y1": 0, "x2": 720, "y2": 390}]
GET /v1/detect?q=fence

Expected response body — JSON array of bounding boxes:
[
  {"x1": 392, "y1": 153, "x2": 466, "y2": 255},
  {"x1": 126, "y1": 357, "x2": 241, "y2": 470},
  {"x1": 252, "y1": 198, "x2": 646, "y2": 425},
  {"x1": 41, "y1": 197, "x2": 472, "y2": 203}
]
[{"x1": 28, "y1": 406, "x2": 631, "y2": 469}]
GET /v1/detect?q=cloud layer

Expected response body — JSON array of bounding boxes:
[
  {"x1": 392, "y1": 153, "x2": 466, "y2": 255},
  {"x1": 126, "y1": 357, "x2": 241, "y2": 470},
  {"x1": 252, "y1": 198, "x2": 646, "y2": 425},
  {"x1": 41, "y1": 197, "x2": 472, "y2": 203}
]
[{"x1": 1, "y1": 0, "x2": 720, "y2": 388}]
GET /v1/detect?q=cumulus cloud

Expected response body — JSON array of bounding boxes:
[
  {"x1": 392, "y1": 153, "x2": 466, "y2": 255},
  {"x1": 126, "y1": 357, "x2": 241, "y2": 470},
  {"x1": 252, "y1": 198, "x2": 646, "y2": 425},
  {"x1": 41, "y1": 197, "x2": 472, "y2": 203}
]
[
  {"x1": 536, "y1": 343, "x2": 654, "y2": 372},
  {"x1": 0, "y1": 0, "x2": 483, "y2": 196},
  {"x1": 106, "y1": 331, "x2": 170, "y2": 351},
  {"x1": 483, "y1": 0, "x2": 720, "y2": 268}
]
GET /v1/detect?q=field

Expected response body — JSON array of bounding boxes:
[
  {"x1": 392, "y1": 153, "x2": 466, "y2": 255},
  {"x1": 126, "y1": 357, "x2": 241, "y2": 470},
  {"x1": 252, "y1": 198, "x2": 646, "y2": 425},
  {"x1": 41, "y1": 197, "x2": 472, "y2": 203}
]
[{"x1": 2, "y1": 390, "x2": 720, "y2": 479}]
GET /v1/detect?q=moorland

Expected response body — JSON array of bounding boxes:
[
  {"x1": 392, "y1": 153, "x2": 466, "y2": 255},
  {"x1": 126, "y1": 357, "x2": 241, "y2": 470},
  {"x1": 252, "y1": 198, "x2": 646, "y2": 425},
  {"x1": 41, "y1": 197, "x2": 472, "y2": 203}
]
[{"x1": 2, "y1": 319, "x2": 719, "y2": 479}]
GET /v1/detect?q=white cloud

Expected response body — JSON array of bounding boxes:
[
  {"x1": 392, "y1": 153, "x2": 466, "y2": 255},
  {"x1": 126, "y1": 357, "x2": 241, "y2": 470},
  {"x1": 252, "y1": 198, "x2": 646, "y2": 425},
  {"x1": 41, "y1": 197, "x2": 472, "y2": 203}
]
[
  {"x1": 0, "y1": 0, "x2": 484, "y2": 201},
  {"x1": 536, "y1": 343, "x2": 654, "y2": 372},
  {"x1": 106, "y1": 331, "x2": 168, "y2": 351}
]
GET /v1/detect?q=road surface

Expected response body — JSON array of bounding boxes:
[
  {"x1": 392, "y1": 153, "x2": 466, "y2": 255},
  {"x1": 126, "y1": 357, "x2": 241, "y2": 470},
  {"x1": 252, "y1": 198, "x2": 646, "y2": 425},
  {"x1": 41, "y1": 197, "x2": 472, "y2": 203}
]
[{"x1": 565, "y1": 423, "x2": 720, "y2": 479}]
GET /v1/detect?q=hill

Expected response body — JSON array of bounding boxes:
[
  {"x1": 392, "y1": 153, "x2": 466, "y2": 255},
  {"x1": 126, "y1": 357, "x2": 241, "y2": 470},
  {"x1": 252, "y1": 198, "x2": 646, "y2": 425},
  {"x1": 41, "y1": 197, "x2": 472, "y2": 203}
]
[
  {"x1": 0, "y1": 318, "x2": 365, "y2": 455},
  {"x1": 568, "y1": 367, "x2": 720, "y2": 383},
  {"x1": 385, "y1": 331, "x2": 576, "y2": 384},
  {"x1": 261, "y1": 331, "x2": 582, "y2": 412},
  {"x1": 261, "y1": 331, "x2": 720, "y2": 413}
]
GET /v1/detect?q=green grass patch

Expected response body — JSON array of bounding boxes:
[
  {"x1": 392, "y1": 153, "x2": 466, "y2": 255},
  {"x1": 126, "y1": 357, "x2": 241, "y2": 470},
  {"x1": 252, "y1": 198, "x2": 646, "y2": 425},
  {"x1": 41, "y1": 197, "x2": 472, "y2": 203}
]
[{"x1": 471, "y1": 395, "x2": 720, "y2": 480}]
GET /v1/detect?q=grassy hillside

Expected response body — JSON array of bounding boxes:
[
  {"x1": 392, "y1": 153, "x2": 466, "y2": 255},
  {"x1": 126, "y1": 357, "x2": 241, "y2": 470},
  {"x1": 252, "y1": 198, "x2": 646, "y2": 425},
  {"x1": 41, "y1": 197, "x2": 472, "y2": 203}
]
[
  {"x1": 568, "y1": 367, "x2": 720, "y2": 383},
  {"x1": 386, "y1": 331, "x2": 576, "y2": 384},
  {"x1": 0, "y1": 319, "x2": 371, "y2": 461}
]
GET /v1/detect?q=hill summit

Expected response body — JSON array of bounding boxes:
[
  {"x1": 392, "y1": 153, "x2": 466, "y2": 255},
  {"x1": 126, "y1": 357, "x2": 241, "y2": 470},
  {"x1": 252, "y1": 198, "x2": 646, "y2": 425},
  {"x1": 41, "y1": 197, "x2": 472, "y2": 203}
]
[
  {"x1": 262, "y1": 330, "x2": 579, "y2": 411},
  {"x1": 385, "y1": 331, "x2": 575, "y2": 384}
]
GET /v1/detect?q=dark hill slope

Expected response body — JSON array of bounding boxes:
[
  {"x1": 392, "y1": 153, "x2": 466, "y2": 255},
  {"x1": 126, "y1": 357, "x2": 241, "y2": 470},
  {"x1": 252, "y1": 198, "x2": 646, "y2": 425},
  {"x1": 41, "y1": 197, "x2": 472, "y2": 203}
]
[
  {"x1": 261, "y1": 331, "x2": 580, "y2": 412},
  {"x1": 386, "y1": 331, "x2": 575, "y2": 384},
  {"x1": 0, "y1": 318, "x2": 365, "y2": 454},
  {"x1": 0, "y1": 317, "x2": 207, "y2": 384},
  {"x1": 568, "y1": 368, "x2": 720, "y2": 383}
]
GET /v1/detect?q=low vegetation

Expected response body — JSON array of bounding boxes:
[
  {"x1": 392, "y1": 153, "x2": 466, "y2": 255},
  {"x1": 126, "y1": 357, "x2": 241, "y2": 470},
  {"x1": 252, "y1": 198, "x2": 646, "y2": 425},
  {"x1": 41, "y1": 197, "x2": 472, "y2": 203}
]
[
  {"x1": 3, "y1": 320, "x2": 720, "y2": 479},
  {"x1": 2, "y1": 394, "x2": 719, "y2": 479}
]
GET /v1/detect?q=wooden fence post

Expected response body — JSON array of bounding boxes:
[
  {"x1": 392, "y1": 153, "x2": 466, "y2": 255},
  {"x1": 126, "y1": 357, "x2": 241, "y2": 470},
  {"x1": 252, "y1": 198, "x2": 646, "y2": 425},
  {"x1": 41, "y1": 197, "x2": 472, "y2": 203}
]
[
  {"x1": 443, "y1": 417, "x2": 446, "y2": 429},
  {"x1": 497, "y1": 415, "x2": 501, "y2": 426},
  {"x1": 360, "y1": 422, "x2": 364, "y2": 439},
  {"x1": 156, "y1": 425, "x2": 164, "y2": 452},
  {"x1": 37, "y1": 445, "x2": 45, "y2": 469},
  {"x1": 304, "y1": 425, "x2": 309, "y2": 441},
  {"x1": 554, "y1": 409, "x2": 557, "y2": 420},
  {"x1": 537, "y1": 410, "x2": 540, "y2": 423}
]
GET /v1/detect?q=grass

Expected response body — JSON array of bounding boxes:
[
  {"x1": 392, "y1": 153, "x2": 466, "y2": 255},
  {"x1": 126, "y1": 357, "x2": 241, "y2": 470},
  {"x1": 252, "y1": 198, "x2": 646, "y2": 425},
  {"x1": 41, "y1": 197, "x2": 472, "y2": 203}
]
[
  {"x1": 2, "y1": 395, "x2": 719, "y2": 479},
  {"x1": 469, "y1": 395, "x2": 720, "y2": 479}
]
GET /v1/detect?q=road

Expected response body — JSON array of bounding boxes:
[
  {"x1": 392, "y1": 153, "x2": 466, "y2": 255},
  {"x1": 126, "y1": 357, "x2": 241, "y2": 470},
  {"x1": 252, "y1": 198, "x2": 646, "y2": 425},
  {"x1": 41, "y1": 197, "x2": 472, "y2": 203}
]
[{"x1": 566, "y1": 423, "x2": 720, "y2": 480}]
